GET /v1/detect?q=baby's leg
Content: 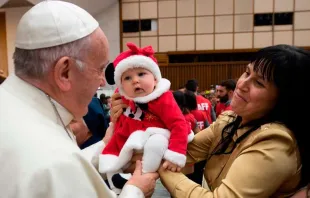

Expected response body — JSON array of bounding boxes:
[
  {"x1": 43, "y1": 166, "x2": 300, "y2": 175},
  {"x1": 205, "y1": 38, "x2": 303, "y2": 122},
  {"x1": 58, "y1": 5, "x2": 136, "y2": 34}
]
[{"x1": 142, "y1": 134, "x2": 168, "y2": 173}]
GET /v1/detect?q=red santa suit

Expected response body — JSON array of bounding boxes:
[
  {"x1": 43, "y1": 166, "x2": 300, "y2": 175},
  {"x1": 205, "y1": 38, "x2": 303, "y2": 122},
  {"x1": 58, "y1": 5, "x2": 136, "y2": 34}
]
[{"x1": 99, "y1": 43, "x2": 194, "y2": 175}]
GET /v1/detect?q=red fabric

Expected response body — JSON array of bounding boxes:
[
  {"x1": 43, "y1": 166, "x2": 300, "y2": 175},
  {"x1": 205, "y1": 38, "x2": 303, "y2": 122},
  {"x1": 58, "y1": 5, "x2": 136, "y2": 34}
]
[
  {"x1": 113, "y1": 42, "x2": 157, "y2": 68},
  {"x1": 196, "y1": 95, "x2": 212, "y2": 124},
  {"x1": 215, "y1": 102, "x2": 232, "y2": 117},
  {"x1": 102, "y1": 91, "x2": 190, "y2": 156},
  {"x1": 184, "y1": 113, "x2": 196, "y2": 131},
  {"x1": 216, "y1": 103, "x2": 226, "y2": 117},
  {"x1": 190, "y1": 109, "x2": 208, "y2": 130}
]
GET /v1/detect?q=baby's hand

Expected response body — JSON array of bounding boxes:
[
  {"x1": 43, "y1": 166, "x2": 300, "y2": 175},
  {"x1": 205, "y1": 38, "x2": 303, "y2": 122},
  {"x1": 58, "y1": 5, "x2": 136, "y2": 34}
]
[{"x1": 162, "y1": 160, "x2": 182, "y2": 172}]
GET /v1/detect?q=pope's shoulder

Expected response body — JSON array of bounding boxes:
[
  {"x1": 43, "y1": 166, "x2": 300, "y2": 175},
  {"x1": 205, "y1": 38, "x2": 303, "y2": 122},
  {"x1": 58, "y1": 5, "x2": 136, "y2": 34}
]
[{"x1": 0, "y1": 103, "x2": 83, "y2": 173}]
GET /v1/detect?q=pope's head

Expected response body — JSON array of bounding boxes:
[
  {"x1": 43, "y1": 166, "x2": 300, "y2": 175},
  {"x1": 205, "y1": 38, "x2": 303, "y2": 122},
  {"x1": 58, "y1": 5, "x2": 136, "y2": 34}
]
[{"x1": 13, "y1": 1, "x2": 110, "y2": 119}]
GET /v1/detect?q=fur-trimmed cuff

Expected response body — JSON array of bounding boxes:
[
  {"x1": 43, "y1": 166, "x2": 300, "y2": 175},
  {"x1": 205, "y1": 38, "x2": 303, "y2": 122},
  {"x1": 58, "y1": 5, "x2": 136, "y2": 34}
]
[
  {"x1": 187, "y1": 131, "x2": 194, "y2": 143},
  {"x1": 163, "y1": 149, "x2": 186, "y2": 167},
  {"x1": 145, "y1": 127, "x2": 170, "y2": 139},
  {"x1": 99, "y1": 154, "x2": 120, "y2": 173}
]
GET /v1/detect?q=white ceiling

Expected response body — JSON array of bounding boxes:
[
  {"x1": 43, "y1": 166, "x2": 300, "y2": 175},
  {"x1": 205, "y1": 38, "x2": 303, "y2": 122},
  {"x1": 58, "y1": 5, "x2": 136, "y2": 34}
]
[{"x1": 0, "y1": 0, "x2": 117, "y2": 15}]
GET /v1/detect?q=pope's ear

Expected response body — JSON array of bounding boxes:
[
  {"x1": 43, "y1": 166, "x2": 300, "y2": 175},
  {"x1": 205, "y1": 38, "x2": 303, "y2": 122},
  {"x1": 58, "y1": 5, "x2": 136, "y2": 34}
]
[{"x1": 54, "y1": 56, "x2": 73, "y2": 91}]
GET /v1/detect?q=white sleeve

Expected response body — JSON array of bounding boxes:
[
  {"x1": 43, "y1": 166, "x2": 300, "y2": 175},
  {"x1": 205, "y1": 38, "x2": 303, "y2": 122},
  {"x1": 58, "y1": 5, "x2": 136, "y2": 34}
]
[
  {"x1": 80, "y1": 141, "x2": 145, "y2": 198},
  {"x1": 81, "y1": 140, "x2": 105, "y2": 169},
  {"x1": 119, "y1": 185, "x2": 145, "y2": 198},
  {"x1": 79, "y1": 146, "x2": 146, "y2": 198},
  {"x1": 25, "y1": 154, "x2": 117, "y2": 198}
]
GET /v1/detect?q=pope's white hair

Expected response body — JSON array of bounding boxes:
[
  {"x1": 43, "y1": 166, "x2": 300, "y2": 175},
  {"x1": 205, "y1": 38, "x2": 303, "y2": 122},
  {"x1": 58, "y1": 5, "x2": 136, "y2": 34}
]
[{"x1": 13, "y1": 35, "x2": 91, "y2": 79}]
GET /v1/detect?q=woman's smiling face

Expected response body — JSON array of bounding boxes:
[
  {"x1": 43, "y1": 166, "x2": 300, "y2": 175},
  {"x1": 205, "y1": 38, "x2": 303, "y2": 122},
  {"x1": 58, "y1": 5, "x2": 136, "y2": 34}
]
[{"x1": 231, "y1": 64, "x2": 279, "y2": 124}]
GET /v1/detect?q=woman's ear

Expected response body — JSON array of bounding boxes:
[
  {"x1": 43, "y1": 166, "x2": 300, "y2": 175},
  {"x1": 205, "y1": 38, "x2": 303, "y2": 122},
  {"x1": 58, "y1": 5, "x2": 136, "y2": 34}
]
[{"x1": 54, "y1": 56, "x2": 72, "y2": 91}]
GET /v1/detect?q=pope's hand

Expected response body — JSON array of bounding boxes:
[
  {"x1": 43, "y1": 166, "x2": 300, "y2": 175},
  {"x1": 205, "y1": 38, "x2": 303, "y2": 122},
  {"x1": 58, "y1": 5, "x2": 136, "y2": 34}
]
[{"x1": 127, "y1": 160, "x2": 159, "y2": 198}]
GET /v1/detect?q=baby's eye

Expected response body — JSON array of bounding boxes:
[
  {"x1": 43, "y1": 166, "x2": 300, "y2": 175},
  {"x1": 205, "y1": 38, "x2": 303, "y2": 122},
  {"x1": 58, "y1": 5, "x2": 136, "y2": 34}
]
[
  {"x1": 124, "y1": 76, "x2": 131, "y2": 80},
  {"x1": 138, "y1": 72, "x2": 146, "y2": 77}
]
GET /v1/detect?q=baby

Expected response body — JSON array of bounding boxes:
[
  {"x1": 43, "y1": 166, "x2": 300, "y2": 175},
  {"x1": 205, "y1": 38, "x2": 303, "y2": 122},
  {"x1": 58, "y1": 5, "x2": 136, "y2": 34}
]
[{"x1": 99, "y1": 42, "x2": 193, "y2": 194}]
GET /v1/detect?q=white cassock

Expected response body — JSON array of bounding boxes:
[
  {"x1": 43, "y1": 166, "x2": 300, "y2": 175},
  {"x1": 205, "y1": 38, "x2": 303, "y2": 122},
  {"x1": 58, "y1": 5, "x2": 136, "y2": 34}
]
[{"x1": 0, "y1": 75, "x2": 144, "y2": 198}]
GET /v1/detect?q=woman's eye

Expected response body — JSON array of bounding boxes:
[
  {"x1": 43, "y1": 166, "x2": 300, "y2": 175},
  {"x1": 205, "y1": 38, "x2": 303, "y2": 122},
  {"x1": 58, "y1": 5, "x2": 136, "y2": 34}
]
[{"x1": 255, "y1": 80, "x2": 265, "y2": 87}]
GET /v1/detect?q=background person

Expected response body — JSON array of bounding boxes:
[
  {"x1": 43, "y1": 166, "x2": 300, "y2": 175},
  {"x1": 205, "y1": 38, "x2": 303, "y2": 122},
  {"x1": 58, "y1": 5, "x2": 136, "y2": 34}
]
[{"x1": 215, "y1": 79, "x2": 236, "y2": 117}]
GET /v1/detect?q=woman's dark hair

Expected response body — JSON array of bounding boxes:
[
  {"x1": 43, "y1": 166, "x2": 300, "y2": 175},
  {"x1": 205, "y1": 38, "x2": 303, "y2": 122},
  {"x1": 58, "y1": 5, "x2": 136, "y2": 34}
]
[
  {"x1": 213, "y1": 45, "x2": 310, "y2": 187},
  {"x1": 184, "y1": 90, "x2": 197, "y2": 111},
  {"x1": 173, "y1": 91, "x2": 189, "y2": 114}
]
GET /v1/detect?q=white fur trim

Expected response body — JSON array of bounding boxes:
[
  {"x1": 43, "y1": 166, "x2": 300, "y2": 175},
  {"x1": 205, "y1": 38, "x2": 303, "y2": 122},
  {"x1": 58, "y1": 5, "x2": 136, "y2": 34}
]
[
  {"x1": 99, "y1": 154, "x2": 120, "y2": 173},
  {"x1": 113, "y1": 54, "x2": 171, "y2": 103},
  {"x1": 100, "y1": 130, "x2": 150, "y2": 173},
  {"x1": 99, "y1": 128, "x2": 171, "y2": 173},
  {"x1": 114, "y1": 55, "x2": 161, "y2": 89},
  {"x1": 163, "y1": 149, "x2": 186, "y2": 167},
  {"x1": 187, "y1": 130, "x2": 194, "y2": 143},
  {"x1": 121, "y1": 78, "x2": 171, "y2": 103},
  {"x1": 133, "y1": 78, "x2": 170, "y2": 103},
  {"x1": 145, "y1": 127, "x2": 170, "y2": 139}
]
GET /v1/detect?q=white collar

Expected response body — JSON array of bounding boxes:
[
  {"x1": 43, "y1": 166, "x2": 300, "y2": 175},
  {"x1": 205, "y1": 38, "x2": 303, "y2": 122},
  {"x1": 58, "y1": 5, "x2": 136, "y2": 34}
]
[{"x1": 2, "y1": 74, "x2": 74, "y2": 127}]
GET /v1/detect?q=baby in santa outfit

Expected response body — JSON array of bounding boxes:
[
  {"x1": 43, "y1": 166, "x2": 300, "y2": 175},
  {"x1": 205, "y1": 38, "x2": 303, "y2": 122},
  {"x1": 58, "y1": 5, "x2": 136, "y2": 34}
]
[{"x1": 99, "y1": 42, "x2": 194, "y2": 194}]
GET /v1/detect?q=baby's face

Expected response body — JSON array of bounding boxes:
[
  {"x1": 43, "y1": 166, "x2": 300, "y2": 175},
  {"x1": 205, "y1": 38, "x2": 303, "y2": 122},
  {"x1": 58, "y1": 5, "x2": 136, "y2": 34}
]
[{"x1": 121, "y1": 67, "x2": 157, "y2": 98}]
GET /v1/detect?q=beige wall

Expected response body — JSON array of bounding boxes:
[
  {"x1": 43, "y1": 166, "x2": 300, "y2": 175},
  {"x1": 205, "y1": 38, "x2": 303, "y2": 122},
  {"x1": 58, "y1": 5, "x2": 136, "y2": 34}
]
[
  {"x1": 0, "y1": 2, "x2": 121, "y2": 76},
  {"x1": 94, "y1": 1, "x2": 119, "y2": 92},
  {"x1": 0, "y1": 7, "x2": 30, "y2": 74},
  {"x1": 121, "y1": 0, "x2": 310, "y2": 52},
  {"x1": 94, "y1": 1, "x2": 120, "y2": 61}
]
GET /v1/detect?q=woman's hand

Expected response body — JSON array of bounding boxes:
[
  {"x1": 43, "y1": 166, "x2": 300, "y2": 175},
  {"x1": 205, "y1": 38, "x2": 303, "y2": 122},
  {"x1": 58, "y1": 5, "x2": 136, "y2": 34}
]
[
  {"x1": 110, "y1": 93, "x2": 127, "y2": 123},
  {"x1": 162, "y1": 160, "x2": 182, "y2": 172}
]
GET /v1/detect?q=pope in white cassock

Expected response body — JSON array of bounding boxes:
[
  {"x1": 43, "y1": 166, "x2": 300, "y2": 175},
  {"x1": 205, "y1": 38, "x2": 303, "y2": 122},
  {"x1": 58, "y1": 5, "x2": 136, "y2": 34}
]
[{"x1": 0, "y1": 1, "x2": 158, "y2": 198}]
